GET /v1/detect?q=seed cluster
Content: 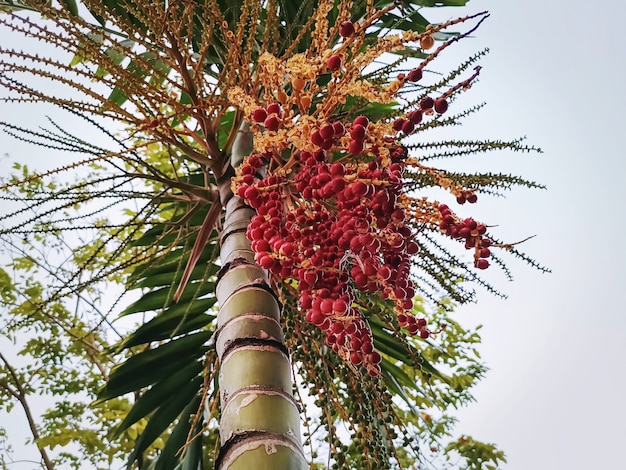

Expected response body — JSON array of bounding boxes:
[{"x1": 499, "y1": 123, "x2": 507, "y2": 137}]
[
  {"x1": 237, "y1": 134, "x2": 427, "y2": 375},
  {"x1": 230, "y1": 15, "x2": 493, "y2": 374}
]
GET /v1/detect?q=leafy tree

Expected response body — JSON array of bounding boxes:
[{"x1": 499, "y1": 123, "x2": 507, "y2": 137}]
[{"x1": 0, "y1": 0, "x2": 546, "y2": 468}]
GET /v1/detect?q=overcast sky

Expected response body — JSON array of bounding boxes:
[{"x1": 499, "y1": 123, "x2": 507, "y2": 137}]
[{"x1": 1, "y1": 1, "x2": 625, "y2": 469}]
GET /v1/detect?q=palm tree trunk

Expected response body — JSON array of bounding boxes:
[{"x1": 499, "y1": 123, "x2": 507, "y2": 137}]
[{"x1": 213, "y1": 126, "x2": 307, "y2": 470}]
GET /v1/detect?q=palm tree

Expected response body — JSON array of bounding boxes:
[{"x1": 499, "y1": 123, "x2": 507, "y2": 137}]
[{"x1": 0, "y1": 0, "x2": 545, "y2": 468}]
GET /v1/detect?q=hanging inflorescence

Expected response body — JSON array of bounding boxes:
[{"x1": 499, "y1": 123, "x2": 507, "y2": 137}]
[{"x1": 231, "y1": 12, "x2": 494, "y2": 375}]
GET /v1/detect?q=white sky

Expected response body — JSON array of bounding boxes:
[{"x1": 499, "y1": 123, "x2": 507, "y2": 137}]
[{"x1": 1, "y1": 0, "x2": 625, "y2": 469}]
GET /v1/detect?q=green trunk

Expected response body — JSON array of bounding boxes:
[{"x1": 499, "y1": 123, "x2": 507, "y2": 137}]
[{"x1": 213, "y1": 129, "x2": 307, "y2": 469}]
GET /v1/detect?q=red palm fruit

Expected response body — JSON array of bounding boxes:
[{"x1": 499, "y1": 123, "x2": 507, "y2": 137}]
[
  {"x1": 266, "y1": 102, "x2": 283, "y2": 116},
  {"x1": 408, "y1": 323, "x2": 419, "y2": 335},
  {"x1": 350, "y1": 124, "x2": 366, "y2": 140},
  {"x1": 332, "y1": 121, "x2": 346, "y2": 137},
  {"x1": 348, "y1": 139, "x2": 365, "y2": 155},
  {"x1": 419, "y1": 96, "x2": 434, "y2": 110},
  {"x1": 310, "y1": 130, "x2": 325, "y2": 147},
  {"x1": 264, "y1": 114, "x2": 280, "y2": 131},
  {"x1": 367, "y1": 351, "x2": 382, "y2": 365},
  {"x1": 416, "y1": 318, "x2": 426, "y2": 328},
  {"x1": 377, "y1": 265, "x2": 392, "y2": 280},
  {"x1": 419, "y1": 328, "x2": 430, "y2": 339},
  {"x1": 329, "y1": 162, "x2": 346, "y2": 176},
  {"x1": 407, "y1": 67, "x2": 423, "y2": 82},
  {"x1": 409, "y1": 109, "x2": 423, "y2": 124},
  {"x1": 251, "y1": 107, "x2": 267, "y2": 122},
  {"x1": 467, "y1": 193, "x2": 478, "y2": 203},
  {"x1": 353, "y1": 115, "x2": 369, "y2": 128},
  {"x1": 320, "y1": 298, "x2": 334, "y2": 315},
  {"x1": 258, "y1": 254, "x2": 276, "y2": 270},
  {"x1": 479, "y1": 247, "x2": 491, "y2": 258},
  {"x1": 333, "y1": 298, "x2": 348, "y2": 314},
  {"x1": 406, "y1": 241, "x2": 420, "y2": 255},
  {"x1": 476, "y1": 258, "x2": 489, "y2": 270},
  {"x1": 481, "y1": 238, "x2": 492, "y2": 247},
  {"x1": 392, "y1": 118, "x2": 406, "y2": 131},
  {"x1": 327, "y1": 54, "x2": 343, "y2": 71},
  {"x1": 349, "y1": 351, "x2": 363, "y2": 365},
  {"x1": 434, "y1": 97, "x2": 448, "y2": 114},
  {"x1": 401, "y1": 119, "x2": 415, "y2": 134},
  {"x1": 319, "y1": 123, "x2": 334, "y2": 140},
  {"x1": 339, "y1": 20, "x2": 355, "y2": 38},
  {"x1": 456, "y1": 194, "x2": 467, "y2": 204}
]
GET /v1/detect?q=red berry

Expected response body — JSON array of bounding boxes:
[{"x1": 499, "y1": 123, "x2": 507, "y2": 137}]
[
  {"x1": 407, "y1": 68, "x2": 423, "y2": 82},
  {"x1": 401, "y1": 120, "x2": 415, "y2": 134},
  {"x1": 409, "y1": 110, "x2": 423, "y2": 125},
  {"x1": 476, "y1": 258, "x2": 489, "y2": 270},
  {"x1": 264, "y1": 114, "x2": 280, "y2": 131},
  {"x1": 377, "y1": 265, "x2": 392, "y2": 280},
  {"x1": 350, "y1": 124, "x2": 366, "y2": 140},
  {"x1": 339, "y1": 20, "x2": 355, "y2": 38},
  {"x1": 348, "y1": 139, "x2": 365, "y2": 155},
  {"x1": 333, "y1": 298, "x2": 348, "y2": 314},
  {"x1": 367, "y1": 351, "x2": 382, "y2": 365},
  {"x1": 311, "y1": 130, "x2": 326, "y2": 147},
  {"x1": 419, "y1": 328, "x2": 430, "y2": 339},
  {"x1": 467, "y1": 193, "x2": 478, "y2": 203},
  {"x1": 327, "y1": 54, "x2": 343, "y2": 71},
  {"x1": 419, "y1": 96, "x2": 434, "y2": 110},
  {"x1": 349, "y1": 351, "x2": 362, "y2": 365},
  {"x1": 479, "y1": 247, "x2": 491, "y2": 258},
  {"x1": 319, "y1": 124, "x2": 334, "y2": 140},
  {"x1": 392, "y1": 118, "x2": 406, "y2": 131},
  {"x1": 251, "y1": 107, "x2": 267, "y2": 123},
  {"x1": 434, "y1": 97, "x2": 448, "y2": 114},
  {"x1": 353, "y1": 115, "x2": 369, "y2": 128},
  {"x1": 332, "y1": 121, "x2": 346, "y2": 137},
  {"x1": 266, "y1": 102, "x2": 283, "y2": 116}
]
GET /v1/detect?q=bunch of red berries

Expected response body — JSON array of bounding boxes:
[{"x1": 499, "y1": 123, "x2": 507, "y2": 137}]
[
  {"x1": 236, "y1": 136, "x2": 430, "y2": 375},
  {"x1": 438, "y1": 204, "x2": 492, "y2": 269}
]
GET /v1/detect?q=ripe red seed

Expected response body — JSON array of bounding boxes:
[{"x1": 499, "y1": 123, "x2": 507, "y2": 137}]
[
  {"x1": 333, "y1": 298, "x2": 348, "y2": 314},
  {"x1": 350, "y1": 124, "x2": 366, "y2": 140},
  {"x1": 327, "y1": 54, "x2": 343, "y2": 71},
  {"x1": 349, "y1": 351, "x2": 363, "y2": 365},
  {"x1": 319, "y1": 124, "x2": 335, "y2": 140},
  {"x1": 409, "y1": 110, "x2": 423, "y2": 125},
  {"x1": 348, "y1": 139, "x2": 365, "y2": 155},
  {"x1": 266, "y1": 102, "x2": 283, "y2": 116},
  {"x1": 476, "y1": 258, "x2": 489, "y2": 270},
  {"x1": 339, "y1": 20, "x2": 355, "y2": 38},
  {"x1": 479, "y1": 247, "x2": 491, "y2": 258},
  {"x1": 377, "y1": 265, "x2": 392, "y2": 280},
  {"x1": 367, "y1": 351, "x2": 382, "y2": 365},
  {"x1": 407, "y1": 67, "x2": 423, "y2": 82},
  {"x1": 392, "y1": 118, "x2": 406, "y2": 131},
  {"x1": 419, "y1": 328, "x2": 430, "y2": 339},
  {"x1": 251, "y1": 107, "x2": 267, "y2": 123},
  {"x1": 310, "y1": 130, "x2": 325, "y2": 147},
  {"x1": 467, "y1": 193, "x2": 478, "y2": 203},
  {"x1": 264, "y1": 114, "x2": 280, "y2": 131},
  {"x1": 401, "y1": 119, "x2": 415, "y2": 134},
  {"x1": 353, "y1": 115, "x2": 369, "y2": 128},
  {"x1": 332, "y1": 121, "x2": 346, "y2": 137},
  {"x1": 419, "y1": 96, "x2": 435, "y2": 110},
  {"x1": 434, "y1": 97, "x2": 448, "y2": 114}
]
